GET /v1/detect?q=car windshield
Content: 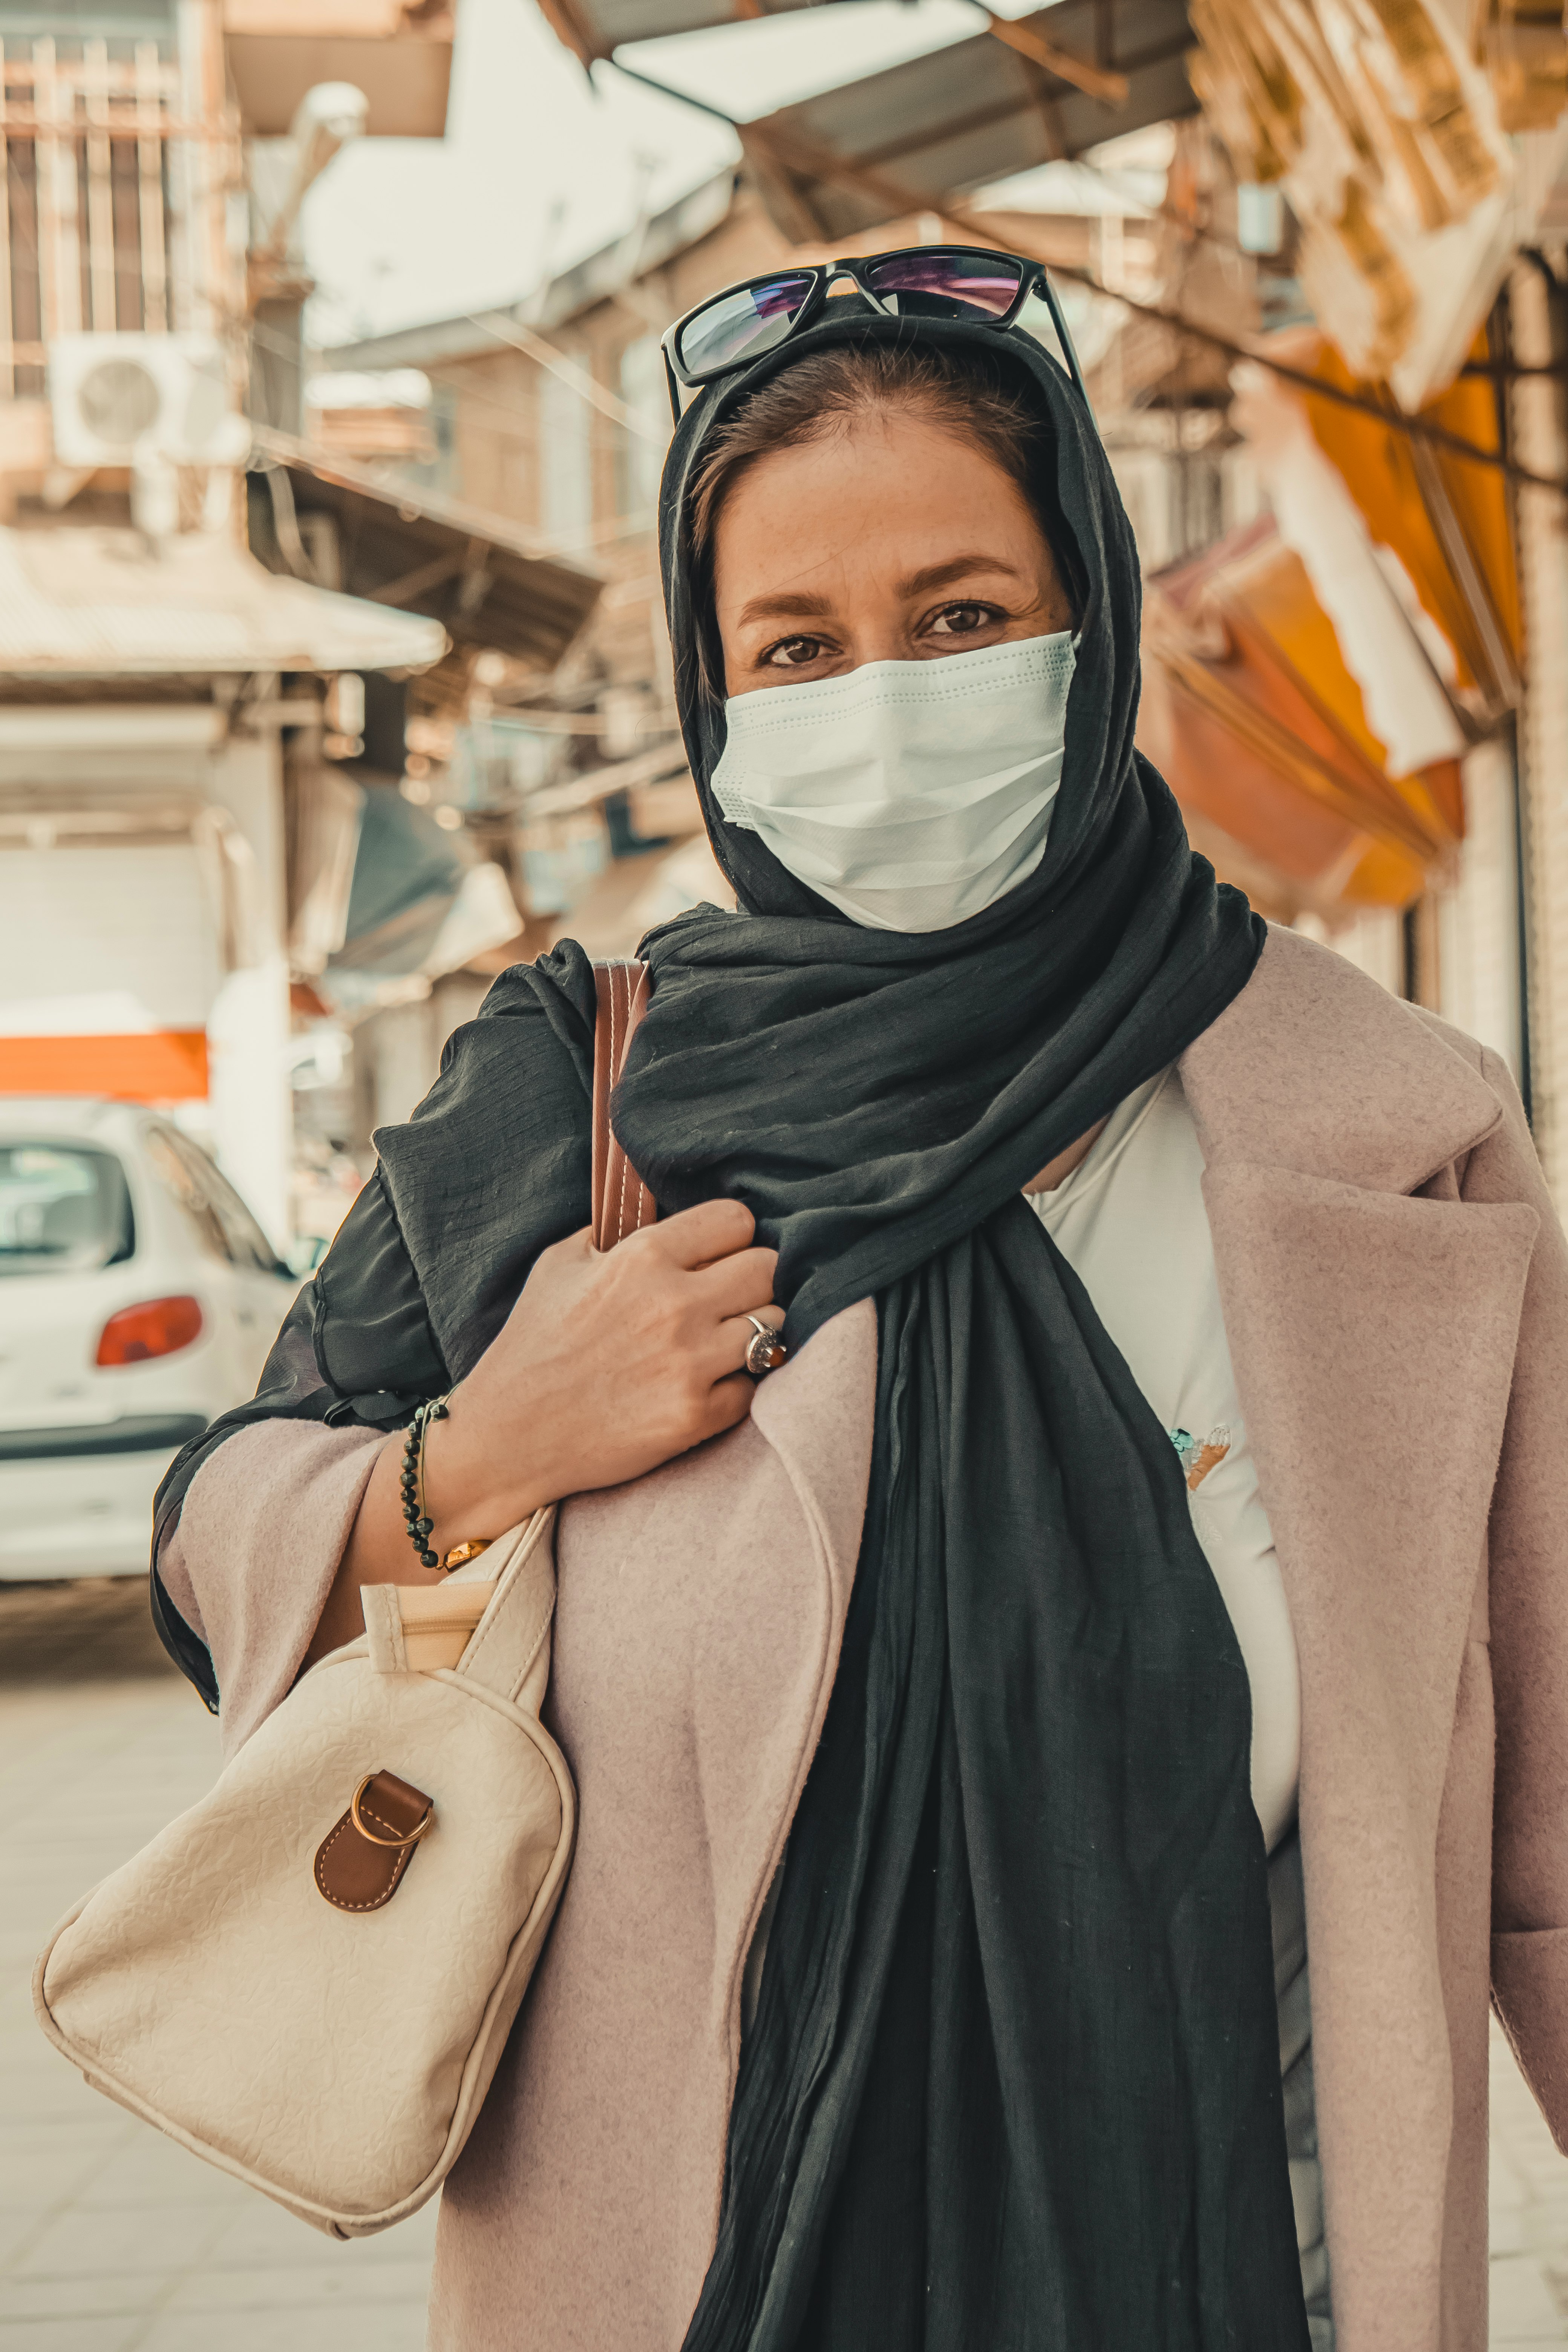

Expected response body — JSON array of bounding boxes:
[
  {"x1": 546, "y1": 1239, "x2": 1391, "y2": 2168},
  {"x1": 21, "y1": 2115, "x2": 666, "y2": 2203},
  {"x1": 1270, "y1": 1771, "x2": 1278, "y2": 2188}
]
[{"x1": 0, "y1": 1142, "x2": 135, "y2": 1276}]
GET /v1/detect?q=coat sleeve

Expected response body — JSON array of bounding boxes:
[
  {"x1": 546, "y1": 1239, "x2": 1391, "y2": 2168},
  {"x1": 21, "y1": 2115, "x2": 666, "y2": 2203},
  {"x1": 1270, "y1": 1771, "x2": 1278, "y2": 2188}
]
[
  {"x1": 149, "y1": 1176, "x2": 444, "y2": 1712},
  {"x1": 159, "y1": 1417, "x2": 383, "y2": 1761},
  {"x1": 1468, "y1": 1048, "x2": 1568, "y2": 2144}
]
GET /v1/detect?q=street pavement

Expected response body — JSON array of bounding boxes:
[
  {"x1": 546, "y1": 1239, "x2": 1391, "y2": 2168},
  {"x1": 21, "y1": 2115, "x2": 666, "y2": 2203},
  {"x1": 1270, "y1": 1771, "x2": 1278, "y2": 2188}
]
[{"x1": 3, "y1": 1578, "x2": 1568, "y2": 2350}]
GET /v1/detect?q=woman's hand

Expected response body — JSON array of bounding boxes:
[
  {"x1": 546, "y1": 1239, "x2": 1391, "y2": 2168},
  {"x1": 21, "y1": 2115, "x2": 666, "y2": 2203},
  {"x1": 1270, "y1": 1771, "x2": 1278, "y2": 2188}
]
[
  {"x1": 426, "y1": 1197, "x2": 780, "y2": 1541},
  {"x1": 302, "y1": 1200, "x2": 779, "y2": 1668}
]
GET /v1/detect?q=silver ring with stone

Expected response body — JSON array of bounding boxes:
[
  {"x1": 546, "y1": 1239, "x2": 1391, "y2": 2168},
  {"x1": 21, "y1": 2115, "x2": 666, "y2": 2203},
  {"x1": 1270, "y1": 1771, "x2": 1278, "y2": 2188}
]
[{"x1": 744, "y1": 1314, "x2": 787, "y2": 1378}]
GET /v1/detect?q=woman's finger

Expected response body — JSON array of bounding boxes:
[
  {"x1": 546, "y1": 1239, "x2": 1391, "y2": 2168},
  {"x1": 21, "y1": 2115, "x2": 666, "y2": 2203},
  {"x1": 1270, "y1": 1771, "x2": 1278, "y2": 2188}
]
[
  {"x1": 690, "y1": 1245, "x2": 780, "y2": 1319},
  {"x1": 642, "y1": 1197, "x2": 755, "y2": 1270}
]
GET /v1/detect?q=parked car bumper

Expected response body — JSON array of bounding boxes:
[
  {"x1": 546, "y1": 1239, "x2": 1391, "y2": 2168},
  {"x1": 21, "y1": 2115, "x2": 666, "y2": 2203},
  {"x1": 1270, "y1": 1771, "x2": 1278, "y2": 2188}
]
[{"x1": 0, "y1": 1432, "x2": 203, "y2": 1579}]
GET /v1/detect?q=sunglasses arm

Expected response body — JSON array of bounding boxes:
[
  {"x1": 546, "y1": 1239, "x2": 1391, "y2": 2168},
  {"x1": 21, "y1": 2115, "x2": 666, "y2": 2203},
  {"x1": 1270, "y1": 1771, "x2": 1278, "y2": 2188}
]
[
  {"x1": 1032, "y1": 273, "x2": 1095, "y2": 421},
  {"x1": 663, "y1": 345, "x2": 686, "y2": 429}
]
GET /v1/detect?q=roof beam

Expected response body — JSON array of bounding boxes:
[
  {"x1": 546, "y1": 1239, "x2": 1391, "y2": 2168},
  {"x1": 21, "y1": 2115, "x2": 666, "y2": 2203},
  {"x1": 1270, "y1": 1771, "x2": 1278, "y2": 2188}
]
[{"x1": 982, "y1": 13, "x2": 1128, "y2": 104}]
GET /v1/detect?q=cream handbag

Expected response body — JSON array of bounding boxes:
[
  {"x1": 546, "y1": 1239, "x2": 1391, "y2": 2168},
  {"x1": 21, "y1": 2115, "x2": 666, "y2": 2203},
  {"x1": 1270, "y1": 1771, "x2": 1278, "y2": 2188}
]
[
  {"x1": 34, "y1": 1511, "x2": 572, "y2": 2236},
  {"x1": 32, "y1": 959, "x2": 657, "y2": 2239}
]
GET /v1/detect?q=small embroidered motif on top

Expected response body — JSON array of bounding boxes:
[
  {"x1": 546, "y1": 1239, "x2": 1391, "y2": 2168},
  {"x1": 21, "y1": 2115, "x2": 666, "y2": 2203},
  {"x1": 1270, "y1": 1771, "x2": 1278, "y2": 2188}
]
[{"x1": 1169, "y1": 1424, "x2": 1231, "y2": 1493}]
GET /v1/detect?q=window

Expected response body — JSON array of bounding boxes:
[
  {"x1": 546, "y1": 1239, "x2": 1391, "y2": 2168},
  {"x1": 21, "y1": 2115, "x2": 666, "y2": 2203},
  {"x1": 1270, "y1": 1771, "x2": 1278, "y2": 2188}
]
[
  {"x1": 0, "y1": 1143, "x2": 134, "y2": 1277},
  {"x1": 145, "y1": 1127, "x2": 284, "y2": 1275}
]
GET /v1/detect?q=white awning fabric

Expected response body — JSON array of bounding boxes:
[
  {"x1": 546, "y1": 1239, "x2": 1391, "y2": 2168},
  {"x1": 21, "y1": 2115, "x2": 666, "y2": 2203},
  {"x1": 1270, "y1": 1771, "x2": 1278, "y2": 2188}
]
[{"x1": 0, "y1": 526, "x2": 447, "y2": 678}]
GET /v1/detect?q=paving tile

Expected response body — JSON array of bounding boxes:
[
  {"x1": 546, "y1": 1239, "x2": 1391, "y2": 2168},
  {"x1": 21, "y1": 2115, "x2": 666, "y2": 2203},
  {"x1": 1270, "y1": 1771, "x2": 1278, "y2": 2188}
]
[
  {"x1": 1491, "y1": 2253, "x2": 1568, "y2": 2344},
  {"x1": 13, "y1": 2201, "x2": 228, "y2": 2280},
  {"x1": 0, "y1": 2213, "x2": 46, "y2": 2271},
  {"x1": 0, "y1": 1978, "x2": 37, "y2": 2031},
  {"x1": 0, "y1": 2318, "x2": 143, "y2": 2350},
  {"x1": 0, "y1": 2272, "x2": 165, "y2": 2321},
  {"x1": 163, "y1": 2259, "x2": 433, "y2": 2311},
  {"x1": 0, "y1": 2121, "x2": 127, "y2": 2209},
  {"x1": 74, "y1": 2132, "x2": 252, "y2": 2212},
  {"x1": 4, "y1": 2057, "x2": 126, "y2": 2127},
  {"x1": 133, "y1": 2306, "x2": 429, "y2": 2352},
  {"x1": 1496, "y1": 2203, "x2": 1530, "y2": 2257}
]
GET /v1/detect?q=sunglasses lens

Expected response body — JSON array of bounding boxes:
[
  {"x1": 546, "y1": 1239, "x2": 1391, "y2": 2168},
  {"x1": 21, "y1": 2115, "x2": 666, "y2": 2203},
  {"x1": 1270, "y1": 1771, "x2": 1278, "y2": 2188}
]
[
  {"x1": 864, "y1": 252, "x2": 1025, "y2": 322},
  {"x1": 678, "y1": 274, "x2": 816, "y2": 378}
]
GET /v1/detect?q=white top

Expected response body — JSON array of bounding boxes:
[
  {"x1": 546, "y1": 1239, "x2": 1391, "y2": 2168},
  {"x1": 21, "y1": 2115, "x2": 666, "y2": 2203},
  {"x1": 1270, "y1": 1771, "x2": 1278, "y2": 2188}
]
[{"x1": 1027, "y1": 1067, "x2": 1301, "y2": 1853}]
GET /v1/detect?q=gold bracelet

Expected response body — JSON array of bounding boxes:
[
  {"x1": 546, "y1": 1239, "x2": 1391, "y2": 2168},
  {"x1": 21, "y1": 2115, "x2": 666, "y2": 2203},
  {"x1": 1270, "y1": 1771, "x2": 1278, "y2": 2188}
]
[{"x1": 441, "y1": 1538, "x2": 492, "y2": 1571}]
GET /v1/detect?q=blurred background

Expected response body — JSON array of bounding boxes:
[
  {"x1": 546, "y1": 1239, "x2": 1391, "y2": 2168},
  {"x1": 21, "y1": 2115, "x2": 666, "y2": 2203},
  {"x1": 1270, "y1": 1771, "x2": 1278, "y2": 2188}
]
[
  {"x1": 0, "y1": 0, "x2": 1563, "y2": 1572},
  {"x1": 2, "y1": 0, "x2": 1568, "y2": 2340}
]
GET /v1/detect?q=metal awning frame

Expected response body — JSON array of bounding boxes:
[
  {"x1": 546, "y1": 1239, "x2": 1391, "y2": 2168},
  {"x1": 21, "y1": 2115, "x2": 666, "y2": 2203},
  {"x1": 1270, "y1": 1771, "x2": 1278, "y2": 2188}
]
[{"x1": 248, "y1": 429, "x2": 605, "y2": 676}]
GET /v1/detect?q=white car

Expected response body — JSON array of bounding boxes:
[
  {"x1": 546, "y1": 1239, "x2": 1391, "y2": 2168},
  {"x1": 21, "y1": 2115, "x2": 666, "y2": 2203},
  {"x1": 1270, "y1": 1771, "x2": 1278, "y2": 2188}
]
[{"x1": 0, "y1": 1098, "x2": 299, "y2": 1580}]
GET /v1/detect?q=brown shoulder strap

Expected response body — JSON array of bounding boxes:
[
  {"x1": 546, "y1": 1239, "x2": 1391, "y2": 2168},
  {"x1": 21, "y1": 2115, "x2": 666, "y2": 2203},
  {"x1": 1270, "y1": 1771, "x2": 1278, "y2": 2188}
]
[{"x1": 591, "y1": 959, "x2": 657, "y2": 1251}]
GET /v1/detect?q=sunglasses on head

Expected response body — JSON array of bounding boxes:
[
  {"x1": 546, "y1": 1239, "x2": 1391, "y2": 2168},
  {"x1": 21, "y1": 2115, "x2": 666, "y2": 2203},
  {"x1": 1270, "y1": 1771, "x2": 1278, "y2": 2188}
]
[{"x1": 660, "y1": 245, "x2": 1092, "y2": 425}]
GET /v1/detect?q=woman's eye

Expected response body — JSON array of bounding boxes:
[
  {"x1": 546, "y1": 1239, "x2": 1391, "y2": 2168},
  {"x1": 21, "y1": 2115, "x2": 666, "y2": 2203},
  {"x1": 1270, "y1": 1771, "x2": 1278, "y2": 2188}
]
[
  {"x1": 762, "y1": 636, "x2": 828, "y2": 669},
  {"x1": 926, "y1": 602, "x2": 1003, "y2": 638}
]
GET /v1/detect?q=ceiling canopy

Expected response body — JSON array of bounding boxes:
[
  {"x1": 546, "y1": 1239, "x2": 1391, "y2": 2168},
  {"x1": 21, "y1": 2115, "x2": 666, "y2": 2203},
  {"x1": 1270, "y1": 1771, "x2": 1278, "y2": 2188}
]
[{"x1": 536, "y1": 0, "x2": 1197, "y2": 242}]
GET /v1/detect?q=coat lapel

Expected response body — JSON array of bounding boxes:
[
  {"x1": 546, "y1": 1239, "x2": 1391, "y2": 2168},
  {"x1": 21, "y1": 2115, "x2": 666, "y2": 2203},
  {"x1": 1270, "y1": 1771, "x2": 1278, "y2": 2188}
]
[{"x1": 1180, "y1": 928, "x2": 1539, "y2": 2352}]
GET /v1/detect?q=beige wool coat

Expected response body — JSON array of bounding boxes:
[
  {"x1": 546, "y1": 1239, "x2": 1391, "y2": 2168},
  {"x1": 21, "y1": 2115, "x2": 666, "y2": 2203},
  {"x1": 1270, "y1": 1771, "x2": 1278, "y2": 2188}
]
[{"x1": 161, "y1": 924, "x2": 1568, "y2": 2352}]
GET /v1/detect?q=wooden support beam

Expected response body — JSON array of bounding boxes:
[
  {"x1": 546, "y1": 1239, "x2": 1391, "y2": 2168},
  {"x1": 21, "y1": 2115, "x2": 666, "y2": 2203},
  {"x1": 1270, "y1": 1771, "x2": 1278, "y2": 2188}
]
[
  {"x1": 84, "y1": 38, "x2": 115, "y2": 331},
  {"x1": 982, "y1": 13, "x2": 1129, "y2": 106},
  {"x1": 135, "y1": 40, "x2": 166, "y2": 332},
  {"x1": 365, "y1": 549, "x2": 466, "y2": 606}
]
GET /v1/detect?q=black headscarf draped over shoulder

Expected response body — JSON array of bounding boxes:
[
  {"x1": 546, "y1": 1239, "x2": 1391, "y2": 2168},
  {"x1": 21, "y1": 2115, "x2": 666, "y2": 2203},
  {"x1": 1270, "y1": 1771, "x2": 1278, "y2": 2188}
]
[{"x1": 153, "y1": 303, "x2": 1307, "y2": 2351}]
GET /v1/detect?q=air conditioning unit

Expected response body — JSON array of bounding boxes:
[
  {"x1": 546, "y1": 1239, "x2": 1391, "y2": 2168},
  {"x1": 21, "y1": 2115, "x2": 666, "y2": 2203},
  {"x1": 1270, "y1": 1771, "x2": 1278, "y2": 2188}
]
[{"x1": 48, "y1": 334, "x2": 242, "y2": 468}]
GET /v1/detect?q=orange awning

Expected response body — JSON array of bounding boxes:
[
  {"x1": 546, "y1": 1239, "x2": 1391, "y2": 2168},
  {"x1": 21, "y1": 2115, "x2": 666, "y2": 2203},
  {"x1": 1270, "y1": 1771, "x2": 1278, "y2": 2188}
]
[
  {"x1": 0, "y1": 1031, "x2": 210, "y2": 1100},
  {"x1": 1141, "y1": 514, "x2": 1464, "y2": 922},
  {"x1": 1287, "y1": 329, "x2": 1521, "y2": 715}
]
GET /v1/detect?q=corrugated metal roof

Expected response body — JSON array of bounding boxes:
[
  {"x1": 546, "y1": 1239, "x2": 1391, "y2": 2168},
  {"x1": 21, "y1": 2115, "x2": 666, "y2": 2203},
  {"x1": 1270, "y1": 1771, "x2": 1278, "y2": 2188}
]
[
  {"x1": 0, "y1": 526, "x2": 447, "y2": 679},
  {"x1": 534, "y1": 0, "x2": 1194, "y2": 242},
  {"x1": 250, "y1": 431, "x2": 603, "y2": 673},
  {"x1": 738, "y1": 0, "x2": 1195, "y2": 242}
]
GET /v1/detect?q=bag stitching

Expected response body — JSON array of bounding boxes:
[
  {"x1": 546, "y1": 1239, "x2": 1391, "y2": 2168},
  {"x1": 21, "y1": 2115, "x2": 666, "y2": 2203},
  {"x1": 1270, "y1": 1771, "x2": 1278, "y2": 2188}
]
[
  {"x1": 458, "y1": 1516, "x2": 553, "y2": 1695},
  {"x1": 313, "y1": 1811, "x2": 413, "y2": 1912},
  {"x1": 463, "y1": 1589, "x2": 551, "y2": 1699}
]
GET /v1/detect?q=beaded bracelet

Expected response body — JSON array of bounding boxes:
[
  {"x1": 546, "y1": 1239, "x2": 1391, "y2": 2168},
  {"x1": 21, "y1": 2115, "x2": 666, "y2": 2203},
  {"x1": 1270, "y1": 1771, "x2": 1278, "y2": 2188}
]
[{"x1": 400, "y1": 1395, "x2": 449, "y2": 1568}]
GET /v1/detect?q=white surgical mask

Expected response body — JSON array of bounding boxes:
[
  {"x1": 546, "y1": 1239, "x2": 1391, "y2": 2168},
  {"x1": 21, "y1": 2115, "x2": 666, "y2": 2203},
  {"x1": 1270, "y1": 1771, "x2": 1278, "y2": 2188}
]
[{"x1": 710, "y1": 631, "x2": 1076, "y2": 933}]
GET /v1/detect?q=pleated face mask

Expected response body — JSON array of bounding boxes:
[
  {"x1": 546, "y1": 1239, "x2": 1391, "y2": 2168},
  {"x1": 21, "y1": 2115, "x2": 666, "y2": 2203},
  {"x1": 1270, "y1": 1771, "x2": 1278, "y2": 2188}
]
[{"x1": 708, "y1": 629, "x2": 1076, "y2": 933}]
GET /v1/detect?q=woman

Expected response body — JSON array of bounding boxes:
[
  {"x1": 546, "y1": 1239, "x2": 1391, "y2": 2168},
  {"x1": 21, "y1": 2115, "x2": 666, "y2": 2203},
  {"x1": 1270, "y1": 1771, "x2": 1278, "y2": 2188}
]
[{"x1": 152, "y1": 254, "x2": 1568, "y2": 2352}]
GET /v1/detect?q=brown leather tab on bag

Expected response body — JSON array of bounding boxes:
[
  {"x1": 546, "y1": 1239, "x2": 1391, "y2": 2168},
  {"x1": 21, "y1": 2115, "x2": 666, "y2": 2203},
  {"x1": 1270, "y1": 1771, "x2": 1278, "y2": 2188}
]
[
  {"x1": 314, "y1": 1769, "x2": 434, "y2": 1914},
  {"x1": 591, "y1": 959, "x2": 658, "y2": 1252}
]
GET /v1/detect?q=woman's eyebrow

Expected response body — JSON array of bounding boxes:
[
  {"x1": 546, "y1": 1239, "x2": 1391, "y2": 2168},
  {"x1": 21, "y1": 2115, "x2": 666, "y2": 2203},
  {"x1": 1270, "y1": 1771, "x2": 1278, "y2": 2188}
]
[
  {"x1": 736, "y1": 589, "x2": 836, "y2": 627},
  {"x1": 896, "y1": 555, "x2": 1027, "y2": 597},
  {"x1": 737, "y1": 555, "x2": 1027, "y2": 631}
]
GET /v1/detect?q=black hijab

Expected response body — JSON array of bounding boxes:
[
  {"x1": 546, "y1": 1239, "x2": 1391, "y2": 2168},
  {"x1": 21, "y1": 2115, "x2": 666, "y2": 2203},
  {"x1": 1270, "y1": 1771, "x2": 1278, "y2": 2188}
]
[
  {"x1": 153, "y1": 302, "x2": 1306, "y2": 2351},
  {"x1": 624, "y1": 307, "x2": 1305, "y2": 2352}
]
